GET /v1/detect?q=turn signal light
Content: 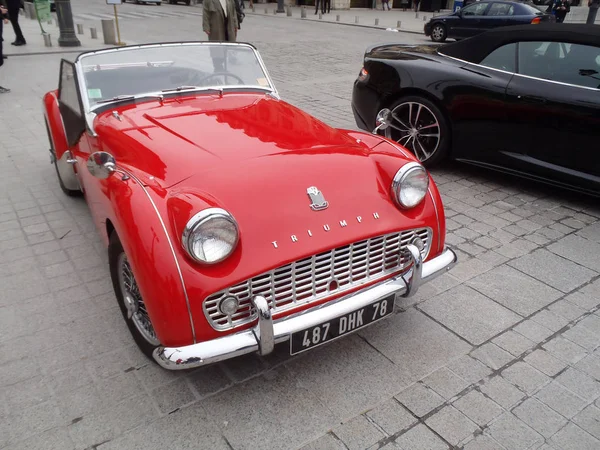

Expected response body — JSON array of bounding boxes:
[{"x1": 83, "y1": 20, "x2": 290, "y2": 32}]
[
  {"x1": 358, "y1": 67, "x2": 369, "y2": 81},
  {"x1": 531, "y1": 17, "x2": 541, "y2": 24}
]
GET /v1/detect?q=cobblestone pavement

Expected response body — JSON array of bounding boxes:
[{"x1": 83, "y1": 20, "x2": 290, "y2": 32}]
[{"x1": 1, "y1": 3, "x2": 600, "y2": 450}]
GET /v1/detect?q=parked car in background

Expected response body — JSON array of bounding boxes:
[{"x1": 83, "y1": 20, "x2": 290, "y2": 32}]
[
  {"x1": 352, "y1": 24, "x2": 600, "y2": 196},
  {"x1": 43, "y1": 42, "x2": 456, "y2": 370},
  {"x1": 168, "y1": 0, "x2": 192, "y2": 4},
  {"x1": 127, "y1": 0, "x2": 162, "y2": 5},
  {"x1": 424, "y1": 0, "x2": 554, "y2": 42}
]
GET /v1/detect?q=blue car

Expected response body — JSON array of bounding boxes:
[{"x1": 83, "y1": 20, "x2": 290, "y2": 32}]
[{"x1": 424, "y1": 0, "x2": 555, "y2": 42}]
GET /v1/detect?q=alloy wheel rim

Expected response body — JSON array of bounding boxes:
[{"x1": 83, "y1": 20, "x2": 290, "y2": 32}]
[
  {"x1": 117, "y1": 253, "x2": 160, "y2": 346},
  {"x1": 383, "y1": 102, "x2": 441, "y2": 162},
  {"x1": 432, "y1": 26, "x2": 444, "y2": 40}
]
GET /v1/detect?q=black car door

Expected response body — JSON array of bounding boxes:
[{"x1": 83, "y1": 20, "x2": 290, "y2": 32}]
[
  {"x1": 504, "y1": 41, "x2": 600, "y2": 193},
  {"x1": 453, "y1": 2, "x2": 491, "y2": 38},
  {"x1": 448, "y1": 43, "x2": 517, "y2": 167}
]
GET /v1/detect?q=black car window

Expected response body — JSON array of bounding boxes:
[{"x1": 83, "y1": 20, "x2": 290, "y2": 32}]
[
  {"x1": 487, "y1": 3, "x2": 515, "y2": 15},
  {"x1": 480, "y1": 43, "x2": 517, "y2": 72},
  {"x1": 518, "y1": 41, "x2": 600, "y2": 89},
  {"x1": 461, "y1": 2, "x2": 489, "y2": 15}
]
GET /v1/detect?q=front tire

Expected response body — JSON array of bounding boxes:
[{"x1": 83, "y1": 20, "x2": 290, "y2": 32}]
[
  {"x1": 380, "y1": 95, "x2": 450, "y2": 167},
  {"x1": 109, "y1": 232, "x2": 160, "y2": 361},
  {"x1": 430, "y1": 23, "x2": 447, "y2": 42}
]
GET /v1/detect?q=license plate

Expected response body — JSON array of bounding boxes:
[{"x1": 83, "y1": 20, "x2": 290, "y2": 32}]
[{"x1": 290, "y1": 295, "x2": 395, "y2": 355}]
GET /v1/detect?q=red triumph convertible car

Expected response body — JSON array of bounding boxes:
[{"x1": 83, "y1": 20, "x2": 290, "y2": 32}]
[{"x1": 43, "y1": 42, "x2": 456, "y2": 370}]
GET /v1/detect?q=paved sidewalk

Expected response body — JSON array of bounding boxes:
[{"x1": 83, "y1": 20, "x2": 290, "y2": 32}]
[{"x1": 3, "y1": 12, "x2": 126, "y2": 57}]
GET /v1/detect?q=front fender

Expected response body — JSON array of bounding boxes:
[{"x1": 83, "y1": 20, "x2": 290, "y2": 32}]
[{"x1": 106, "y1": 173, "x2": 195, "y2": 347}]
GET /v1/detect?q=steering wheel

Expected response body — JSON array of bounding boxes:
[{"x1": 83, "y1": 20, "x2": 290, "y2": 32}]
[{"x1": 190, "y1": 71, "x2": 245, "y2": 86}]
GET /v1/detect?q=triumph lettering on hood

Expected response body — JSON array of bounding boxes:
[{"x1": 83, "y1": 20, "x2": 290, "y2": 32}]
[{"x1": 271, "y1": 212, "x2": 380, "y2": 249}]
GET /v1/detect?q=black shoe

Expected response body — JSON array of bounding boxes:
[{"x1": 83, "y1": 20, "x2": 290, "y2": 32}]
[
  {"x1": 12, "y1": 40, "x2": 26, "y2": 46},
  {"x1": 0, "y1": 86, "x2": 10, "y2": 94}
]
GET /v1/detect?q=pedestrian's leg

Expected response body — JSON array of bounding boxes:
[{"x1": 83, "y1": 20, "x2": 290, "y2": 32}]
[
  {"x1": 587, "y1": 7, "x2": 598, "y2": 24},
  {"x1": 8, "y1": 6, "x2": 25, "y2": 44}
]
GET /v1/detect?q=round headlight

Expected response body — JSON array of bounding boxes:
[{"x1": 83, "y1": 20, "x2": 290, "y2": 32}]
[
  {"x1": 391, "y1": 162, "x2": 430, "y2": 209},
  {"x1": 182, "y1": 208, "x2": 239, "y2": 264}
]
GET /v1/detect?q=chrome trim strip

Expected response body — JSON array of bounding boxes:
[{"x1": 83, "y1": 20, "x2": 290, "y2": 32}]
[
  {"x1": 119, "y1": 169, "x2": 196, "y2": 344},
  {"x1": 153, "y1": 247, "x2": 457, "y2": 370},
  {"x1": 440, "y1": 51, "x2": 600, "y2": 92}
]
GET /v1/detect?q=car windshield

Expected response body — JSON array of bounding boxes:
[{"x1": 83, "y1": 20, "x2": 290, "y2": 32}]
[{"x1": 77, "y1": 43, "x2": 273, "y2": 109}]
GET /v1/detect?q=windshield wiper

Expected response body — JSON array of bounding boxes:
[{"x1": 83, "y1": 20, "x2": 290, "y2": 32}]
[
  {"x1": 95, "y1": 93, "x2": 163, "y2": 104},
  {"x1": 161, "y1": 86, "x2": 223, "y2": 94}
]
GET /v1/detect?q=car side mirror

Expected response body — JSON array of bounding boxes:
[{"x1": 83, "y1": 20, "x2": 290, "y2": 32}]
[
  {"x1": 373, "y1": 108, "x2": 391, "y2": 134},
  {"x1": 87, "y1": 151, "x2": 117, "y2": 179}
]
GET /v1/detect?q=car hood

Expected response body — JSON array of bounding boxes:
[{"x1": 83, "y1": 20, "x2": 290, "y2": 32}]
[{"x1": 93, "y1": 93, "x2": 370, "y2": 188}]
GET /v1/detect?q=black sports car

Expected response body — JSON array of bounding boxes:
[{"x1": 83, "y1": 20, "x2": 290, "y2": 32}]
[
  {"x1": 352, "y1": 24, "x2": 600, "y2": 196},
  {"x1": 424, "y1": 0, "x2": 554, "y2": 42}
]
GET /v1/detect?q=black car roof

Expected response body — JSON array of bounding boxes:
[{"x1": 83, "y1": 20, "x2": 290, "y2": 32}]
[{"x1": 439, "y1": 24, "x2": 600, "y2": 64}]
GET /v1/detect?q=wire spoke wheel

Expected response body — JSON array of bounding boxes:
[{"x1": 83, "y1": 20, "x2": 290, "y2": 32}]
[
  {"x1": 117, "y1": 253, "x2": 160, "y2": 346},
  {"x1": 384, "y1": 101, "x2": 442, "y2": 163}
]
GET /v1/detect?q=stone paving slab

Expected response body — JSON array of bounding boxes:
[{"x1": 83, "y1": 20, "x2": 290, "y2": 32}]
[{"x1": 1, "y1": 2, "x2": 600, "y2": 450}]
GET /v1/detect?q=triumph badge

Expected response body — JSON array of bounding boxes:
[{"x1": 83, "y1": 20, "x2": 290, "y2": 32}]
[{"x1": 307, "y1": 186, "x2": 328, "y2": 211}]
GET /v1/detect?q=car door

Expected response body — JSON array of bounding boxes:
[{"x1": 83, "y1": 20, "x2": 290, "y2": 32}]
[
  {"x1": 58, "y1": 59, "x2": 112, "y2": 232},
  {"x1": 504, "y1": 41, "x2": 600, "y2": 193},
  {"x1": 448, "y1": 43, "x2": 517, "y2": 167},
  {"x1": 480, "y1": 2, "x2": 516, "y2": 30},
  {"x1": 454, "y1": 2, "x2": 491, "y2": 38}
]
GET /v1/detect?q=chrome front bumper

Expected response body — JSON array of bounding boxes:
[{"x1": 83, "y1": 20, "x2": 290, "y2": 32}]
[{"x1": 153, "y1": 246, "x2": 457, "y2": 370}]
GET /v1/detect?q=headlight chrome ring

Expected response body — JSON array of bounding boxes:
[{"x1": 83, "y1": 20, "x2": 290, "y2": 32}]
[
  {"x1": 182, "y1": 208, "x2": 239, "y2": 264},
  {"x1": 391, "y1": 162, "x2": 430, "y2": 209}
]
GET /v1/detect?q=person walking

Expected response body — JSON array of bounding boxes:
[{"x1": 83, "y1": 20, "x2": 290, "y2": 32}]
[
  {"x1": 553, "y1": 0, "x2": 570, "y2": 22},
  {"x1": 315, "y1": 0, "x2": 322, "y2": 14},
  {"x1": 203, "y1": 0, "x2": 240, "y2": 72},
  {"x1": 0, "y1": 4, "x2": 9, "y2": 93},
  {"x1": 323, "y1": 0, "x2": 331, "y2": 13},
  {"x1": 382, "y1": 0, "x2": 391, "y2": 10},
  {"x1": 203, "y1": 0, "x2": 239, "y2": 42},
  {"x1": 6, "y1": 0, "x2": 25, "y2": 46},
  {"x1": 587, "y1": 0, "x2": 599, "y2": 24}
]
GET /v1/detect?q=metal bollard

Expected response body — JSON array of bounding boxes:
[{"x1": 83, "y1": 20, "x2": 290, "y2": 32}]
[
  {"x1": 319, "y1": 12, "x2": 322, "y2": 19},
  {"x1": 375, "y1": 18, "x2": 379, "y2": 25},
  {"x1": 251, "y1": 5, "x2": 255, "y2": 11},
  {"x1": 273, "y1": 8, "x2": 277, "y2": 14},
  {"x1": 42, "y1": 33, "x2": 52, "y2": 47},
  {"x1": 101, "y1": 18, "x2": 117, "y2": 45},
  {"x1": 264, "y1": 7, "x2": 268, "y2": 13},
  {"x1": 90, "y1": 27, "x2": 98, "y2": 39},
  {"x1": 301, "y1": 6, "x2": 306, "y2": 18},
  {"x1": 423, "y1": 15, "x2": 427, "y2": 21},
  {"x1": 355, "y1": 15, "x2": 359, "y2": 23},
  {"x1": 47, "y1": 19, "x2": 52, "y2": 25},
  {"x1": 415, "y1": 12, "x2": 419, "y2": 18},
  {"x1": 397, "y1": 20, "x2": 401, "y2": 27},
  {"x1": 76, "y1": 23, "x2": 84, "y2": 35},
  {"x1": 336, "y1": 14, "x2": 340, "y2": 21},
  {"x1": 286, "y1": 6, "x2": 291, "y2": 16}
]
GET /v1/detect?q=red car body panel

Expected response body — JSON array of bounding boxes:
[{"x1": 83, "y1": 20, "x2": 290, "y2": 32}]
[{"x1": 44, "y1": 90, "x2": 446, "y2": 347}]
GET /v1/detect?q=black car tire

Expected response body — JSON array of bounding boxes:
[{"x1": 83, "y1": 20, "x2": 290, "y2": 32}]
[
  {"x1": 383, "y1": 95, "x2": 450, "y2": 167},
  {"x1": 430, "y1": 23, "x2": 447, "y2": 43},
  {"x1": 109, "y1": 232, "x2": 160, "y2": 362},
  {"x1": 45, "y1": 120, "x2": 82, "y2": 197}
]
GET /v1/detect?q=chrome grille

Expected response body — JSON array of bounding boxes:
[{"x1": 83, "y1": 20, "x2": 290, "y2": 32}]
[{"x1": 203, "y1": 228, "x2": 431, "y2": 330}]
